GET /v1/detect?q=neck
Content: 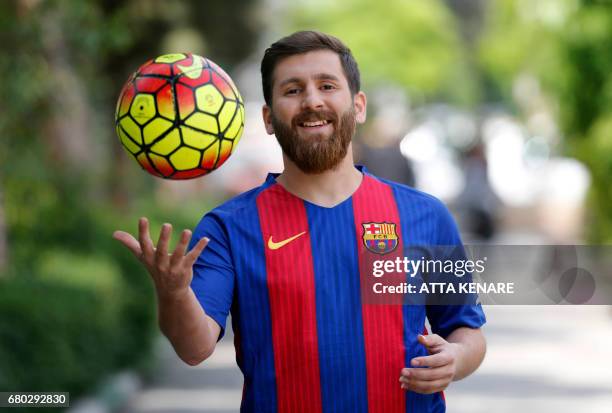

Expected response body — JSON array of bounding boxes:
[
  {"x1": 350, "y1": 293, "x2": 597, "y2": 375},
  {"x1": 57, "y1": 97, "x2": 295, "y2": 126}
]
[{"x1": 276, "y1": 143, "x2": 363, "y2": 208}]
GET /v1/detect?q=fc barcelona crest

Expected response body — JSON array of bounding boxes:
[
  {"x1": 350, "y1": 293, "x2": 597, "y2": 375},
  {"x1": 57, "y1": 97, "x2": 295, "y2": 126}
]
[{"x1": 362, "y1": 222, "x2": 399, "y2": 255}]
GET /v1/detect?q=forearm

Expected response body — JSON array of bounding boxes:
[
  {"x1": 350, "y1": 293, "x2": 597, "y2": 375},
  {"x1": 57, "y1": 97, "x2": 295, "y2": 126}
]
[
  {"x1": 157, "y1": 287, "x2": 218, "y2": 365},
  {"x1": 446, "y1": 327, "x2": 486, "y2": 381}
]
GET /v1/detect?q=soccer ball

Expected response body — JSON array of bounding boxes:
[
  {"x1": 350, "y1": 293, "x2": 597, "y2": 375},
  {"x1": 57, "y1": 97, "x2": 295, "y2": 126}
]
[{"x1": 115, "y1": 53, "x2": 244, "y2": 179}]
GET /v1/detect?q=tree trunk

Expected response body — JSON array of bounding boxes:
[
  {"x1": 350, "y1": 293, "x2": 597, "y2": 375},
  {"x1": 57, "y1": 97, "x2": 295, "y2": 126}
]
[
  {"x1": 0, "y1": 184, "x2": 7, "y2": 274},
  {"x1": 40, "y1": 6, "x2": 97, "y2": 174}
]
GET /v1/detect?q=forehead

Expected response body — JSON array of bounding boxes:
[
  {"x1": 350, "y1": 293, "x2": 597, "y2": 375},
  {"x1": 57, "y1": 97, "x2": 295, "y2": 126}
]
[{"x1": 272, "y1": 49, "x2": 348, "y2": 87}]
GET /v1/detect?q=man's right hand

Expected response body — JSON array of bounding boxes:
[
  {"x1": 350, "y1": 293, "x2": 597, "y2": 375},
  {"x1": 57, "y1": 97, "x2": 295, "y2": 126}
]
[
  {"x1": 112, "y1": 217, "x2": 209, "y2": 300},
  {"x1": 113, "y1": 217, "x2": 220, "y2": 365}
]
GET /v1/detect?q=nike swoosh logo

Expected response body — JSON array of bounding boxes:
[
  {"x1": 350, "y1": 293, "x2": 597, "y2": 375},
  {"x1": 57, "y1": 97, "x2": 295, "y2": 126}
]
[
  {"x1": 177, "y1": 56, "x2": 204, "y2": 79},
  {"x1": 267, "y1": 231, "x2": 307, "y2": 250}
]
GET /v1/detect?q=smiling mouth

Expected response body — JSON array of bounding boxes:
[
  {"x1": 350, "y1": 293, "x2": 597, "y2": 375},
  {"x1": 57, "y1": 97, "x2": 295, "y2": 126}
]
[{"x1": 299, "y1": 120, "x2": 331, "y2": 127}]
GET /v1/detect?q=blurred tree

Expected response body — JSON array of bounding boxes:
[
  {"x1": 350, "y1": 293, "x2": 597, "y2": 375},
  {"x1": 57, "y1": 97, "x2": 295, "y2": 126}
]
[
  {"x1": 285, "y1": 0, "x2": 478, "y2": 106},
  {"x1": 0, "y1": 188, "x2": 5, "y2": 272},
  {"x1": 443, "y1": 0, "x2": 504, "y2": 103},
  {"x1": 476, "y1": 0, "x2": 612, "y2": 242},
  {"x1": 556, "y1": 0, "x2": 612, "y2": 242},
  {"x1": 476, "y1": 0, "x2": 567, "y2": 107},
  {"x1": 0, "y1": 0, "x2": 260, "y2": 400}
]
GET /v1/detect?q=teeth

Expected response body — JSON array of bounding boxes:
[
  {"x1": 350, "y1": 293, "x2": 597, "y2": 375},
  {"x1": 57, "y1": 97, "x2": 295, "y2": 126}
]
[{"x1": 302, "y1": 120, "x2": 328, "y2": 127}]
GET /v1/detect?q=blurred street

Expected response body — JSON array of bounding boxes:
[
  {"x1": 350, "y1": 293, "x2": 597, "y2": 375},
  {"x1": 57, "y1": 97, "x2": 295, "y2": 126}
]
[
  {"x1": 119, "y1": 306, "x2": 612, "y2": 413},
  {"x1": 448, "y1": 306, "x2": 612, "y2": 413},
  {"x1": 119, "y1": 331, "x2": 242, "y2": 413}
]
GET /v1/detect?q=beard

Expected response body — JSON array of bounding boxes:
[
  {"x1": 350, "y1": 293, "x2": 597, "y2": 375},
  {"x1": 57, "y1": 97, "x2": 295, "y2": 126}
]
[{"x1": 271, "y1": 106, "x2": 356, "y2": 174}]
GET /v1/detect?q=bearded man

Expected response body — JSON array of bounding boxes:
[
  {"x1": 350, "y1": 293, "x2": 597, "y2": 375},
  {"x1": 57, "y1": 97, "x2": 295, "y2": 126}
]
[{"x1": 114, "y1": 31, "x2": 486, "y2": 413}]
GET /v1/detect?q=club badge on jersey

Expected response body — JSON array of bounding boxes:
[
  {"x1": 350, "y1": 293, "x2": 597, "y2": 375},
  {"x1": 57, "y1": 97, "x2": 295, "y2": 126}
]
[{"x1": 361, "y1": 222, "x2": 399, "y2": 255}]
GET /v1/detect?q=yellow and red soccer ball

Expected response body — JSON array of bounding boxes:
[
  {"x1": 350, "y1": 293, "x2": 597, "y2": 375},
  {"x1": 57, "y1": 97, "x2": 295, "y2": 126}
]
[{"x1": 115, "y1": 53, "x2": 244, "y2": 179}]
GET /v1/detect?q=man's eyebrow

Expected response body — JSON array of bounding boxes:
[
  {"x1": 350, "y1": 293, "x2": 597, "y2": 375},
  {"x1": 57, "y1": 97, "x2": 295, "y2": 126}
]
[
  {"x1": 278, "y1": 73, "x2": 341, "y2": 88},
  {"x1": 278, "y1": 77, "x2": 301, "y2": 88},
  {"x1": 313, "y1": 73, "x2": 340, "y2": 82}
]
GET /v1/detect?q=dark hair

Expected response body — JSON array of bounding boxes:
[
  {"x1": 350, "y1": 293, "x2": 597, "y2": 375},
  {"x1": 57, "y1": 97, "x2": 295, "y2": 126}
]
[{"x1": 260, "y1": 30, "x2": 361, "y2": 106}]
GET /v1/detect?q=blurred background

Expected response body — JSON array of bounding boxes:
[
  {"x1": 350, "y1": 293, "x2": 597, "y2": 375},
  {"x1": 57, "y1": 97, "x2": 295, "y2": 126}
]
[{"x1": 0, "y1": 0, "x2": 611, "y2": 412}]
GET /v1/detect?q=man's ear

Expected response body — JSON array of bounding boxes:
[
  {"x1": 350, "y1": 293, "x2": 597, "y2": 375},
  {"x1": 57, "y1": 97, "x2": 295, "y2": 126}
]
[
  {"x1": 262, "y1": 104, "x2": 275, "y2": 135},
  {"x1": 354, "y1": 91, "x2": 367, "y2": 124}
]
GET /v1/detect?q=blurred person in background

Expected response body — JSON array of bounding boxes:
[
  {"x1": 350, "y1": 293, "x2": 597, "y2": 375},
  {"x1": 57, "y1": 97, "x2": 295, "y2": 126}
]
[
  {"x1": 356, "y1": 112, "x2": 416, "y2": 187},
  {"x1": 455, "y1": 143, "x2": 500, "y2": 241},
  {"x1": 113, "y1": 30, "x2": 486, "y2": 413}
]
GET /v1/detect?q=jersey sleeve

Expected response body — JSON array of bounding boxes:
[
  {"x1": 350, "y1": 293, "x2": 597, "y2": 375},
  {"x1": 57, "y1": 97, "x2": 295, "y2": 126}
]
[
  {"x1": 426, "y1": 201, "x2": 486, "y2": 338},
  {"x1": 189, "y1": 211, "x2": 235, "y2": 340}
]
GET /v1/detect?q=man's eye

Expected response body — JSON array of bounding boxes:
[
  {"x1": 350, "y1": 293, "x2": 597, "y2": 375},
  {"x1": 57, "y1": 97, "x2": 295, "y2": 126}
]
[
  {"x1": 285, "y1": 88, "x2": 300, "y2": 95},
  {"x1": 322, "y1": 84, "x2": 336, "y2": 90}
]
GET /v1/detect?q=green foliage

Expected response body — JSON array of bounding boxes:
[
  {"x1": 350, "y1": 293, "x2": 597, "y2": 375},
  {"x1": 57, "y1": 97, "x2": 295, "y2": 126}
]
[
  {"x1": 574, "y1": 113, "x2": 612, "y2": 242},
  {"x1": 562, "y1": 2, "x2": 612, "y2": 242},
  {"x1": 0, "y1": 277, "x2": 121, "y2": 412},
  {"x1": 476, "y1": 0, "x2": 612, "y2": 241},
  {"x1": 0, "y1": 204, "x2": 158, "y2": 406},
  {"x1": 286, "y1": 0, "x2": 477, "y2": 105},
  {"x1": 477, "y1": 0, "x2": 566, "y2": 103},
  {"x1": 37, "y1": 251, "x2": 122, "y2": 299},
  {"x1": 558, "y1": 1, "x2": 612, "y2": 137},
  {"x1": 0, "y1": 0, "x2": 255, "y2": 404}
]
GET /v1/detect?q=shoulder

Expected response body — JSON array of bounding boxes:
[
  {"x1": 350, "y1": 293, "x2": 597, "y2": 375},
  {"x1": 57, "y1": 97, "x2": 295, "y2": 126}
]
[
  {"x1": 374, "y1": 175, "x2": 451, "y2": 215},
  {"x1": 200, "y1": 183, "x2": 267, "y2": 226},
  {"x1": 212, "y1": 185, "x2": 265, "y2": 216},
  {"x1": 372, "y1": 174, "x2": 461, "y2": 244}
]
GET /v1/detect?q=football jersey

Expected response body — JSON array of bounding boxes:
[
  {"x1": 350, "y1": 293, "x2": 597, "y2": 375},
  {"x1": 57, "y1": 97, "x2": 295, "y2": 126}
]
[{"x1": 189, "y1": 166, "x2": 486, "y2": 413}]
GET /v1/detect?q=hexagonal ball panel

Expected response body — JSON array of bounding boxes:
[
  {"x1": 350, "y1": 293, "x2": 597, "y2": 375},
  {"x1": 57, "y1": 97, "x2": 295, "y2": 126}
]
[
  {"x1": 184, "y1": 112, "x2": 219, "y2": 135},
  {"x1": 195, "y1": 84, "x2": 223, "y2": 115},
  {"x1": 170, "y1": 146, "x2": 201, "y2": 171},
  {"x1": 151, "y1": 128, "x2": 181, "y2": 155},
  {"x1": 130, "y1": 94, "x2": 156, "y2": 125}
]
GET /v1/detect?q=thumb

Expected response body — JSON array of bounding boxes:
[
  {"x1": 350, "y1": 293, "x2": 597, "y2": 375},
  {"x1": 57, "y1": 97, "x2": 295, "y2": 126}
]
[{"x1": 418, "y1": 334, "x2": 444, "y2": 348}]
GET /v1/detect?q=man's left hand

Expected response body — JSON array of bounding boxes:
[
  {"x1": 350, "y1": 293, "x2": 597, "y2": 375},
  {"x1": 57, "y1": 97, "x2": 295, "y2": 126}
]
[{"x1": 399, "y1": 334, "x2": 459, "y2": 394}]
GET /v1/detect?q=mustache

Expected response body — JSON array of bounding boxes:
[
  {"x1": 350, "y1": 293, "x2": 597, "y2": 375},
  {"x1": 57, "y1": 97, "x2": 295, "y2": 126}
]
[{"x1": 291, "y1": 110, "x2": 338, "y2": 128}]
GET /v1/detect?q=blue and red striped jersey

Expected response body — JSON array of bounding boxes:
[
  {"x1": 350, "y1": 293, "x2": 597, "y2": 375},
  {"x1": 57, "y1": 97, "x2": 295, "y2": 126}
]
[{"x1": 190, "y1": 166, "x2": 486, "y2": 413}]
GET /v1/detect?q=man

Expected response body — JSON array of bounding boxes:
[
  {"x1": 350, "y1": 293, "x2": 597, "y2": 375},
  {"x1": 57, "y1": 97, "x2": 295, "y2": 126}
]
[{"x1": 114, "y1": 31, "x2": 486, "y2": 413}]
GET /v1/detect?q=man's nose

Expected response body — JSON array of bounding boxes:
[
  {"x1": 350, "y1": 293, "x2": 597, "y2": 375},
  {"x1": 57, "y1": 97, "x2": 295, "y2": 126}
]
[{"x1": 301, "y1": 86, "x2": 324, "y2": 111}]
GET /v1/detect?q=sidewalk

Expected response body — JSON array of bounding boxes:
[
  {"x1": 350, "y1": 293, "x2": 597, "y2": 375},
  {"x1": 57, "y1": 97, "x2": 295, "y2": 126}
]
[
  {"x1": 119, "y1": 331, "x2": 242, "y2": 413},
  {"x1": 447, "y1": 306, "x2": 612, "y2": 412}
]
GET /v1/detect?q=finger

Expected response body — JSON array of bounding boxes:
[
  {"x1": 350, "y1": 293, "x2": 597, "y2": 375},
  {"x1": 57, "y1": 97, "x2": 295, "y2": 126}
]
[
  {"x1": 156, "y1": 223, "x2": 172, "y2": 260},
  {"x1": 418, "y1": 334, "x2": 444, "y2": 347},
  {"x1": 170, "y1": 229, "x2": 192, "y2": 267},
  {"x1": 401, "y1": 378, "x2": 448, "y2": 394},
  {"x1": 409, "y1": 352, "x2": 452, "y2": 368},
  {"x1": 138, "y1": 217, "x2": 155, "y2": 260},
  {"x1": 418, "y1": 334, "x2": 446, "y2": 353},
  {"x1": 184, "y1": 236, "x2": 210, "y2": 267},
  {"x1": 400, "y1": 366, "x2": 450, "y2": 382},
  {"x1": 113, "y1": 230, "x2": 142, "y2": 258}
]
